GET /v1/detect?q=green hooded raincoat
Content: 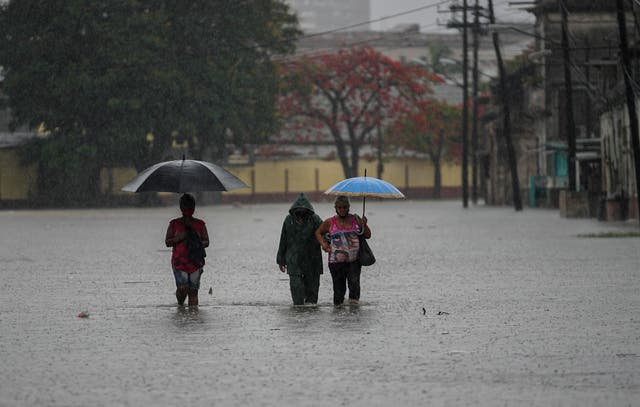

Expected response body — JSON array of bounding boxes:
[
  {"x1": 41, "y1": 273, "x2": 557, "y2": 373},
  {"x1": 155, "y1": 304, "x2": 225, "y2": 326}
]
[{"x1": 276, "y1": 193, "x2": 323, "y2": 278}]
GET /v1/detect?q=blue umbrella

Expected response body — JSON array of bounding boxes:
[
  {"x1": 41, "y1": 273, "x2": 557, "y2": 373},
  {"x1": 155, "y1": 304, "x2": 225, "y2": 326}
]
[{"x1": 324, "y1": 170, "x2": 405, "y2": 216}]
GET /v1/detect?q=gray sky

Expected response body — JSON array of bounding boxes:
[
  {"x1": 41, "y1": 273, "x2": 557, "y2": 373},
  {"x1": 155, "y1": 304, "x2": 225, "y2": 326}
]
[{"x1": 370, "y1": 0, "x2": 534, "y2": 32}]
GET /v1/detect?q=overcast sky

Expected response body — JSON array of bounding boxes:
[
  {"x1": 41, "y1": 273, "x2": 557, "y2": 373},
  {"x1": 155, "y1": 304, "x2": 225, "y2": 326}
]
[{"x1": 370, "y1": 0, "x2": 534, "y2": 32}]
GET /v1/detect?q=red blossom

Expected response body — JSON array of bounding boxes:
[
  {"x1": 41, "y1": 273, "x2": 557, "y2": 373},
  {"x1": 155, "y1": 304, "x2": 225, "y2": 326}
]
[{"x1": 276, "y1": 46, "x2": 442, "y2": 177}]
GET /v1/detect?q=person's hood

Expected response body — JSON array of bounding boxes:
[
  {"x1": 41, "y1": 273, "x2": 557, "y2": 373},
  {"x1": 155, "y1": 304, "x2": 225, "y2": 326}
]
[{"x1": 288, "y1": 193, "x2": 316, "y2": 215}]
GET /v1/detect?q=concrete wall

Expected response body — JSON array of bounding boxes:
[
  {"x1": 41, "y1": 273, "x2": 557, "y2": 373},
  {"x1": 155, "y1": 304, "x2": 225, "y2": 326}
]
[
  {"x1": 0, "y1": 152, "x2": 464, "y2": 206},
  {"x1": 0, "y1": 149, "x2": 37, "y2": 201},
  {"x1": 219, "y1": 157, "x2": 462, "y2": 201},
  {"x1": 223, "y1": 157, "x2": 463, "y2": 193}
]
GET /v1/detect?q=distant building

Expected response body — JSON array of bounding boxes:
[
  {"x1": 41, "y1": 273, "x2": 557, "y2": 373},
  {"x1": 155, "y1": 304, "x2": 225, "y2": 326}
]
[
  {"x1": 284, "y1": 0, "x2": 370, "y2": 33},
  {"x1": 524, "y1": 0, "x2": 636, "y2": 218},
  {"x1": 294, "y1": 26, "x2": 534, "y2": 84}
]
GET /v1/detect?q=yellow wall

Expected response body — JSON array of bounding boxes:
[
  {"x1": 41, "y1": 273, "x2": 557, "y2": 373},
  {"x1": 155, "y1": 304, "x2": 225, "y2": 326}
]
[
  {"x1": 225, "y1": 159, "x2": 345, "y2": 195},
  {"x1": 221, "y1": 157, "x2": 459, "y2": 196},
  {"x1": 378, "y1": 159, "x2": 461, "y2": 190},
  {"x1": 100, "y1": 167, "x2": 139, "y2": 194},
  {"x1": 0, "y1": 149, "x2": 37, "y2": 200},
  {"x1": 1, "y1": 149, "x2": 463, "y2": 202}
]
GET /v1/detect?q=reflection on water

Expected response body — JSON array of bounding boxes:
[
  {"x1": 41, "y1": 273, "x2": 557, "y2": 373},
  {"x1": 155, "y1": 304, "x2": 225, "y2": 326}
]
[
  {"x1": 332, "y1": 303, "x2": 363, "y2": 316},
  {"x1": 284, "y1": 304, "x2": 321, "y2": 314},
  {"x1": 172, "y1": 306, "x2": 206, "y2": 327},
  {"x1": 275, "y1": 303, "x2": 324, "y2": 332},
  {"x1": 330, "y1": 304, "x2": 376, "y2": 331}
]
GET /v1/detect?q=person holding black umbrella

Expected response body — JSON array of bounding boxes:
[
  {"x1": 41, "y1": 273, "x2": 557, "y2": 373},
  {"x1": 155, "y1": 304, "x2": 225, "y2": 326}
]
[{"x1": 165, "y1": 193, "x2": 209, "y2": 306}]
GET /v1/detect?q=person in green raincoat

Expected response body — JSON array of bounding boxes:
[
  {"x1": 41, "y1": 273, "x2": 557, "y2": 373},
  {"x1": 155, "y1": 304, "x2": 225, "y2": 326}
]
[{"x1": 276, "y1": 193, "x2": 324, "y2": 305}]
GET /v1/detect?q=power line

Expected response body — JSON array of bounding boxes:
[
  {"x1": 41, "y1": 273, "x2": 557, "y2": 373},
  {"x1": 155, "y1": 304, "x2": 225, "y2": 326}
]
[
  {"x1": 214, "y1": 1, "x2": 453, "y2": 62},
  {"x1": 567, "y1": 60, "x2": 618, "y2": 111},
  {"x1": 2, "y1": 2, "x2": 453, "y2": 80},
  {"x1": 276, "y1": 21, "x2": 444, "y2": 62},
  {"x1": 623, "y1": 64, "x2": 640, "y2": 96},
  {"x1": 492, "y1": 24, "x2": 553, "y2": 43},
  {"x1": 297, "y1": 0, "x2": 451, "y2": 40}
]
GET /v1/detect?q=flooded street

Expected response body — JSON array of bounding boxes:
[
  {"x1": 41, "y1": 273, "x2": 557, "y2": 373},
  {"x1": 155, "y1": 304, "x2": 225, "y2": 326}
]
[{"x1": 1, "y1": 200, "x2": 639, "y2": 406}]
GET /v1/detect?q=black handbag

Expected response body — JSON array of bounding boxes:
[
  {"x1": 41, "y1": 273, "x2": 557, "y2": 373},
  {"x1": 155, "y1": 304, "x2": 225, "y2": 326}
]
[
  {"x1": 355, "y1": 214, "x2": 375, "y2": 266},
  {"x1": 358, "y1": 235, "x2": 376, "y2": 266}
]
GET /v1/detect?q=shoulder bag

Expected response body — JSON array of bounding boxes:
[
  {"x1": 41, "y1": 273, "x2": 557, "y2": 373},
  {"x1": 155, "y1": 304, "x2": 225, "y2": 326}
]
[{"x1": 355, "y1": 215, "x2": 375, "y2": 266}]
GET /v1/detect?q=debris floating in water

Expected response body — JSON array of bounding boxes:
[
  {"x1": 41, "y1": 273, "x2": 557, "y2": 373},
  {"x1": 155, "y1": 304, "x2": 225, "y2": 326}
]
[{"x1": 77, "y1": 311, "x2": 90, "y2": 318}]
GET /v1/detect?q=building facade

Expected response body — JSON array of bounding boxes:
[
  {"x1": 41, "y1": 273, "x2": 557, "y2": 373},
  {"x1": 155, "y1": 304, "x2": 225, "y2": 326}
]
[
  {"x1": 284, "y1": 0, "x2": 370, "y2": 33},
  {"x1": 522, "y1": 0, "x2": 638, "y2": 219}
]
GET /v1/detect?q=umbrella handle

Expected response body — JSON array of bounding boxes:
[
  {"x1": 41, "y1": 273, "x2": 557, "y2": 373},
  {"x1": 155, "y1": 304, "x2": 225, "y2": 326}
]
[
  {"x1": 362, "y1": 169, "x2": 366, "y2": 217},
  {"x1": 362, "y1": 196, "x2": 366, "y2": 218}
]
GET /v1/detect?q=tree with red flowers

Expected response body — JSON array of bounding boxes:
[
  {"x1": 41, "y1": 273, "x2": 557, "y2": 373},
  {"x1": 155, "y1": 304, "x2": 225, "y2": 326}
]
[
  {"x1": 277, "y1": 46, "x2": 440, "y2": 178},
  {"x1": 389, "y1": 99, "x2": 462, "y2": 198}
]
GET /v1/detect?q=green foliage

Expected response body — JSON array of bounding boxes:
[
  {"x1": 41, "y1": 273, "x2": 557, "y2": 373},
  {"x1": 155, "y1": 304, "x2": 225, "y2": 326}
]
[
  {"x1": 0, "y1": 0, "x2": 300, "y2": 205},
  {"x1": 19, "y1": 132, "x2": 102, "y2": 206},
  {"x1": 427, "y1": 41, "x2": 462, "y2": 77}
]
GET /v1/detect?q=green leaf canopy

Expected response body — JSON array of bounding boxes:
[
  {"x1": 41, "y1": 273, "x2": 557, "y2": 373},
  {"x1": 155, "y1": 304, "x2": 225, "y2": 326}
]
[{"x1": 0, "y1": 0, "x2": 299, "y2": 205}]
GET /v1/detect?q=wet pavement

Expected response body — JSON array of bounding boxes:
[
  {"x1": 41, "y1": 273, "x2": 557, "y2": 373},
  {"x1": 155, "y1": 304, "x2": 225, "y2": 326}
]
[{"x1": 1, "y1": 200, "x2": 639, "y2": 406}]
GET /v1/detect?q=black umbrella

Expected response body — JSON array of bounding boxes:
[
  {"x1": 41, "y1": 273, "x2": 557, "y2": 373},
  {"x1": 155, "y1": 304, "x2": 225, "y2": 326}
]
[{"x1": 121, "y1": 156, "x2": 248, "y2": 193}]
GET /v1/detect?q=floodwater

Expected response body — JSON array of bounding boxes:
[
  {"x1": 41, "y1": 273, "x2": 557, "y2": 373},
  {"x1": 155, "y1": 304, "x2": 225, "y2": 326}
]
[{"x1": 1, "y1": 200, "x2": 639, "y2": 406}]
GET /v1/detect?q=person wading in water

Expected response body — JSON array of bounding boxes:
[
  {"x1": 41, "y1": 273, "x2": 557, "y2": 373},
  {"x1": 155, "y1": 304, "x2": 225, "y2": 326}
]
[
  {"x1": 315, "y1": 195, "x2": 371, "y2": 305},
  {"x1": 165, "y1": 193, "x2": 209, "y2": 306}
]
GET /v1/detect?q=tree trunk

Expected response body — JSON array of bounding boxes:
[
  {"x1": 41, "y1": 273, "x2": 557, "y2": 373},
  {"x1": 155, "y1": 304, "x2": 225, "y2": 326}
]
[
  {"x1": 432, "y1": 132, "x2": 444, "y2": 199},
  {"x1": 350, "y1": 143, "x2": 360, "y2": 178},
  {"x1": 433, "y1": 155, "x2": 442, "y2": 199},
  {"x1": 330, "y1": 125, "x2": 352, "y2": 179},
  {"x1": 376, "y1": 123, "x2": 384, "y2": 179}
]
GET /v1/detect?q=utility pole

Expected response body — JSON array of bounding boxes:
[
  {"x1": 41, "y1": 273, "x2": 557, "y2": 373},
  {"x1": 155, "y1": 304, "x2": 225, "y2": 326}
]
[
  {"x1": 449, "y1": 0, "x2": 470, "y2": 208},
  {"x1": 616, "y1": 0, "x2": 640, "y2": 224},
  {"x1": 488, "y1": 0, "x2": 522, "y2": 211},
  {"x1": 471, "y1": 0, "x2": 481, "y2": 204},
  {"x1": 559, "y1": 0, "x2": 577, "y2": 191},
  {"x1": 448, "y1": 2, "x2": 470, "y2": 208},
  {"x1": 448, "y1": 0, "x2": 489, "y2": 208}
]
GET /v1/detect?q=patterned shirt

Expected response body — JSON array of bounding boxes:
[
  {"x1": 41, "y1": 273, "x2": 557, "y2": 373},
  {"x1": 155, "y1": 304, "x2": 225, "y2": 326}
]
[{"x1": 328, "y1": 215, "x2": 360, "y2": 263}]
